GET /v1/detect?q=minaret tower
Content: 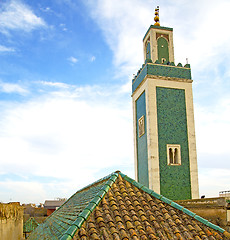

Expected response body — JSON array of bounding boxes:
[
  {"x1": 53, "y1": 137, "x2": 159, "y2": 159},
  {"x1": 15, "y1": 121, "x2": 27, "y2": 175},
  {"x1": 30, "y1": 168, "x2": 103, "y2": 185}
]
[{"x1": 132, "y1": 7, "x2": 199, "y2": 200}]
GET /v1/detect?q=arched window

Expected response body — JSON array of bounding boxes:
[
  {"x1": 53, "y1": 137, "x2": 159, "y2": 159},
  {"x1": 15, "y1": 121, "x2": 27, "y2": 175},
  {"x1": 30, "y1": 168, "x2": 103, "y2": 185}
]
[
  {"x1": 157, "y1": 37, "x2": 169, "y2": 64},
  {"x1": 146, "y1": 41, "x2": 151, "y2": 60},
  {"x1": 174, "y1": 148, "x2": 178, "y2": 164},
  {"x1": 169, "y1": 148, "x2": 173, "y2": 164},
  {"x1": 167, "y1": 144, "x2": 181, "y2": 165}
]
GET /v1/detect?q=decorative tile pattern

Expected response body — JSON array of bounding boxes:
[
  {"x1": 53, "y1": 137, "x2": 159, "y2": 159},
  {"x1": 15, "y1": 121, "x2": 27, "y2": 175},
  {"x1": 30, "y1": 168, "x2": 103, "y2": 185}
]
[
  {"x1": 28, "y1": 172, "x2": 230, "y2": 240},
  {"x1": 156, "y1": 87, "x2": 191, "y2": 200},
  {"x1": 132, "y1": 63, "x2": 192, "y2": 93},
  {"x1": 136, "y1": 91, "x2": 149, "y2": 188}
]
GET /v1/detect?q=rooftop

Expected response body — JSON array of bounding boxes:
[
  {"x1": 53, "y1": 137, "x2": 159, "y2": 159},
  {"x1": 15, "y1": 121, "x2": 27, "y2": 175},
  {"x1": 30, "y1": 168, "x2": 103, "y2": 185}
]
[{"x1": 28, "y1": 171, "x2": 230, "y2": 239}]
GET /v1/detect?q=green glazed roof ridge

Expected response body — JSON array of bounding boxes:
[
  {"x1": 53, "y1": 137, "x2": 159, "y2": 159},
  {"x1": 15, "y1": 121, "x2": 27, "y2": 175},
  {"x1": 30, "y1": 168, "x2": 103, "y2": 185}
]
[
  {"x1": 38, "y1": 173, "x2": 114, "y2": 231},
  {"x1": 56, "y1": 171, "x2": 117, "y2": 217},
  {"x1": 69, "y1": 172, "x2": 116, "y2": 199},
  {"x1": 60, "y1": 172, "x2": 119, "y2": 240},
  {"x1": 119, "y1": 172, "x2": 227, "y2": 234}
]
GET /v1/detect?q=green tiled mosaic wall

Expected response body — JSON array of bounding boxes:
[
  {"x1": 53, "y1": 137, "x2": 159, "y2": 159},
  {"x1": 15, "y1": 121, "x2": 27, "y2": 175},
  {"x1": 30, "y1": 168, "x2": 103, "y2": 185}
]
[
  {"x1": 132, "y1": 63, "x2": 191, "y2": 93},
  {"x1": 156, "y1": 87, "x2": 191, "y2": 200},
  {"x1": 136, "y1": 91, "x2": 149, "y2": 188}
]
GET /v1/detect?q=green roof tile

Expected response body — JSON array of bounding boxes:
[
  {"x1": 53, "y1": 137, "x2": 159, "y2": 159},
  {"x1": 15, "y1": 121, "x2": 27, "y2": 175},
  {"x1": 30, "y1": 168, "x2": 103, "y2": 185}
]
[
  {"x1": 60, "y1": 233, "x2": 73, "y2": 240},
  {"x1": 64, "y1": 225, "x2": 79, "y2": 238},
  {"x1": 23, "y1": 217, "x2": 39, "y2": 233},
  {"x1": 78, "y1": 209, "x2": 91, "y2": 221},
  {"x1": 182, "y1": 207, "x2": 196, "y2": 217},
  {"x1": 160, "y1": 196, "x2": 172, "y2": 205},
  {"x1": 85, "y1": 202, "x2": 97, "y2": 212}
]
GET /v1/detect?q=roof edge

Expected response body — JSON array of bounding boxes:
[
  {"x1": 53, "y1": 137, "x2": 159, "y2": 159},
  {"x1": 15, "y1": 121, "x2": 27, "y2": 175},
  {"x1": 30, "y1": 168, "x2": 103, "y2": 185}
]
[
  {"x1": 119, "y1": 172, "x2": 229, "y2": 235},
  {"x1": 60, "y1": 172, "x2": 119, "y2": 240}
]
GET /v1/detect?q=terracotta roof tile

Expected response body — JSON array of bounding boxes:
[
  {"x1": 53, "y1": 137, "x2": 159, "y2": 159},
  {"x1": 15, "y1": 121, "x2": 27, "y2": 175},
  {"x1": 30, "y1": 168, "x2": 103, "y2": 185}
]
[{"x1": 29, "y1": 172, "x2": 230, "y2": 240}]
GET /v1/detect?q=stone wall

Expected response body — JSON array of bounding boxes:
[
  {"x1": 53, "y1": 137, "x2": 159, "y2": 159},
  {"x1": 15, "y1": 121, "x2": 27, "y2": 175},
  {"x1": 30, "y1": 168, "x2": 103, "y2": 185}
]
[
  {"x1": 0, "y1": 202, "x2": 23, "y2": 240},
  {"x1": 176, "y1": 197, "x2": 230, "y2": 231}
]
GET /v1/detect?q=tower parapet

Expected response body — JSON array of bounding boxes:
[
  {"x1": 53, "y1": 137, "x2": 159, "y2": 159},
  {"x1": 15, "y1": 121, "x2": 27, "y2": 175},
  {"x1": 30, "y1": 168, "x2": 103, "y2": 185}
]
[{"x1": 132, "y1": 61, "x2": 192, "y2": 94}]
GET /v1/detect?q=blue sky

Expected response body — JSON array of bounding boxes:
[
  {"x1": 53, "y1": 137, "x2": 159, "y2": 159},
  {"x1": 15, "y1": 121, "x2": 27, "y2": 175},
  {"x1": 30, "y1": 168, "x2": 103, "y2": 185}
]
[{"x1": 0, "y1": 0, "x2": 230, "y2": 204}]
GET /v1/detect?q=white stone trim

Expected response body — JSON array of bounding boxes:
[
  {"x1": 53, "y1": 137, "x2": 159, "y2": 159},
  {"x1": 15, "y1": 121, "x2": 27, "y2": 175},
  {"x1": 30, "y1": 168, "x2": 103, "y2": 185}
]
[
  {"x1": 132, "y1": 77, "x2": 161, "y2": 194},
  {"x1": 146, "y1": 79, "x2": 160, "y2": 193},
  {"x1": 132, "y1": 80, "x2": 148, "y2": 182}
]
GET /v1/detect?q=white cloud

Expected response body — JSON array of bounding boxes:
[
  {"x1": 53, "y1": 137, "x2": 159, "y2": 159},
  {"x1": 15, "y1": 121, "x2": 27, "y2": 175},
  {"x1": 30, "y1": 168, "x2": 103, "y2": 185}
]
[
  {"x1": 85, "y1": 0, "x2": 230, "y2": 79},
  {"x1": 37, "y1": 81, "x2": 70, "y2": 89},
  {"x1": 40, "y1": 7, "x2": 51, "y2": 12},
  {"x1": 167, "y1": 0, "x2": 230, "y2": 70},
  {"x1": 199, "y1": 168, "x2": 230, "y2": 198},
  {"x1": 196, "y1": 99, "x2": 230, "y2": 155},
  {"x1": 0, "y1": 45, "x2": 15, "y2": 52},
  {"x1": 85, "y1": 0, "x2": 152, "y2": 78},
  {"x1": 0, "y1": 0, "x2": 46, "y2": 34},
  {"x1": 0, "y1": 81, "x2": 28, "y2": 94},
  {"x1": 59, "y1": 23, "x2": 67, "y2": 31},
  {"x1": 0, "y1": 85, "x2": 133, "y2": 203},
  {"x1": 0, "y1": 181, "x2": 46, "y2": 203},
  {"x1": 90, "y1": 56, "x2": 96, "y2": 62},
  {"x1": 67, "y1": 56, "x2": 78, "y2": 64}
]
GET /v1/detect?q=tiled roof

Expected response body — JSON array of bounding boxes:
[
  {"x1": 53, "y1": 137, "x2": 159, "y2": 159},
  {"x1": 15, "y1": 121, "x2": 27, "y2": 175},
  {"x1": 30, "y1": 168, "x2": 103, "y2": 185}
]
[
  {"x1": 24, "y1": 217, "x2": 39, "y2": 233},
  {"x1": 29, "y1": 172, "x2": 230, "y2": 240},
  {"x1": 44, "y1": 200, "x2": 66, "y2": 209}
]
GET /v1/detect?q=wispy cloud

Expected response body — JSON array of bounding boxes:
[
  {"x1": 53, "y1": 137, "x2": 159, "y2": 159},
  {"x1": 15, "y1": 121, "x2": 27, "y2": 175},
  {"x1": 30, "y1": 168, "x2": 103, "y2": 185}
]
[
  {"x1": 90, "y1": 56, "x2": 96, "y2": 62},
  {"x1": 67, "y1": 56, "x2": 78, "y2": 64},
  {"x1": 59, "y1": 23, "x2": 67, "y2": 31},
  {"x1": 40, "y1": 6, "x2": 51, "y2": 12},
  {"x1": 0, "y1": 81, "x2": 28, "y2": 95},
  {"x1": 0, "y1": 45, "x2": 15, "y2": 52},
  {"x1": 37, "y1": 81, "x2": 70, "y2": 89},
  {"x1": 0, "y1": 0, "x2": 46, "y2": 34},
  {"x1": 85, "y1": 0, "x2": 152, "y2": 79}
]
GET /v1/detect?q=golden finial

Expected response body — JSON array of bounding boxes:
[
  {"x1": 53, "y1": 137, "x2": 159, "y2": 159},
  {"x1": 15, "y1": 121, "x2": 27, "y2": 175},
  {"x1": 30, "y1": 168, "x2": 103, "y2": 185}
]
[{"x1": 154, "y1": 6, "x2": 160, "y2": 26}]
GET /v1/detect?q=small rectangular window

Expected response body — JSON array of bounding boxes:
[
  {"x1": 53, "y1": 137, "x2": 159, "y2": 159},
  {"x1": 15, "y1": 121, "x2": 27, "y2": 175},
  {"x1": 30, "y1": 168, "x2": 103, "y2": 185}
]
[
  {"x1": 138, "y1": 115, "x2": 145, "y2": 137},
  {"x1": 167, "y1": 144, "x2": 181, "y2": 165}
]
